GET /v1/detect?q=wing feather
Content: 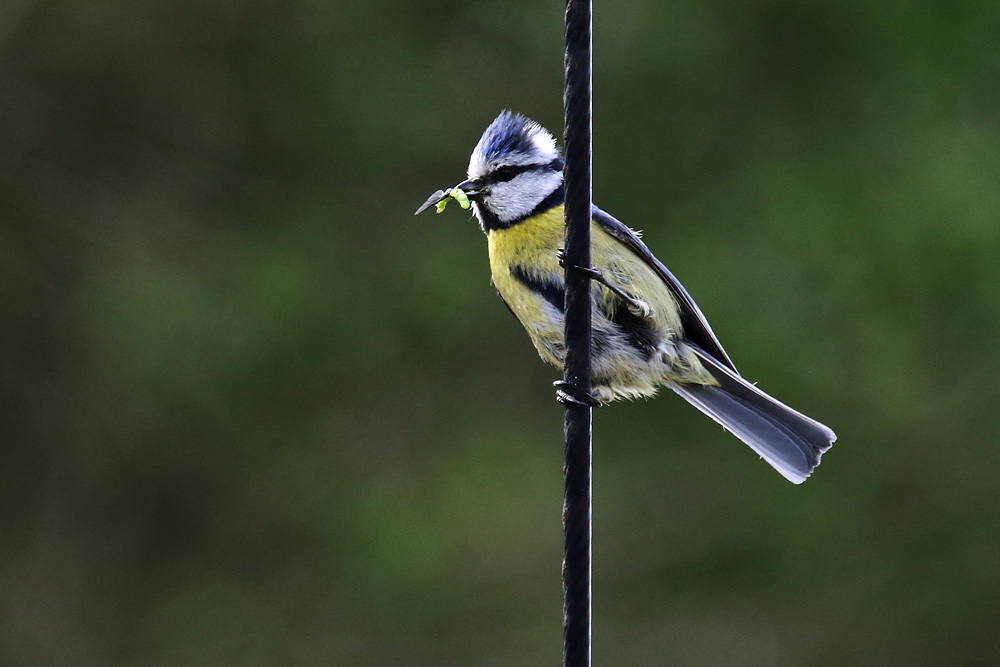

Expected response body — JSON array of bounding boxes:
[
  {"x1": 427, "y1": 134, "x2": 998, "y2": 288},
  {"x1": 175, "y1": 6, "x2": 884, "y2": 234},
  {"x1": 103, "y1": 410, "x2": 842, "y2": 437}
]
[{"x1": 591, "y1": 206, "x2": 737, "y2": 372}]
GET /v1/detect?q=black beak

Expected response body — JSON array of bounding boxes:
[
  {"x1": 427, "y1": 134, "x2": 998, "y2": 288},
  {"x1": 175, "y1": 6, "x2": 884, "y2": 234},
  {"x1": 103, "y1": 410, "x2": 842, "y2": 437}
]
[{"x1": 413, "y1": 180, "x2": 482, "y2": 215}]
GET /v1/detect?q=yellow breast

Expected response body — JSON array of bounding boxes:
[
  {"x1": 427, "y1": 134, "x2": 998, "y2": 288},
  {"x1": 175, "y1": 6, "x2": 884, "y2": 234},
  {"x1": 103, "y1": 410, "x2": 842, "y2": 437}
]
[
  {"x1": 487, "y1": 205, "x2": 566, "y2": 284},
  {"x1": 488, "y1": 206, "x2": 683, "y2": 333}
]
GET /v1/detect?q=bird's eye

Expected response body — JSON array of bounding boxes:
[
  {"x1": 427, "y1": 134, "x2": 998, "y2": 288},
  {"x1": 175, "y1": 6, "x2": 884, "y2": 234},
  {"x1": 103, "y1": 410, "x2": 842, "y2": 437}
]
[{"x1": 494, "y1": 165, "x2": 517, "y2": 182}]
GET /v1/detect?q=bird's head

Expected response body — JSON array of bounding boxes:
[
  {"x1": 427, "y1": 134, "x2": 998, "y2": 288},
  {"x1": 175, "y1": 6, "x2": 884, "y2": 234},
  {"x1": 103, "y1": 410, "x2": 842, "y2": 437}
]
[{"x1": 416, "y1": 111, "x2": 564, "y2": 232}]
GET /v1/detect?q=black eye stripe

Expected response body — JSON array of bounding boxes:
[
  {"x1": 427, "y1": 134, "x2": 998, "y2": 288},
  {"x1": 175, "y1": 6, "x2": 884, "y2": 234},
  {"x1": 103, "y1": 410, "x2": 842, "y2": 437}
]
[
  {"x1": 490, "y1": 164, "x2": 529, "y2": 183},
  {"x1": 486, "y1": 158, "x2": 563, "y2": 185}
]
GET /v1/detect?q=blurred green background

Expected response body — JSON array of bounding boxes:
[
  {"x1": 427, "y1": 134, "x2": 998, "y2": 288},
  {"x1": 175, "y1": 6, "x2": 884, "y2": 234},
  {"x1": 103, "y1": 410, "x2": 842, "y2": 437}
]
[{"x1": 3, "y1": 0, "x2": 999, "y2": 665}]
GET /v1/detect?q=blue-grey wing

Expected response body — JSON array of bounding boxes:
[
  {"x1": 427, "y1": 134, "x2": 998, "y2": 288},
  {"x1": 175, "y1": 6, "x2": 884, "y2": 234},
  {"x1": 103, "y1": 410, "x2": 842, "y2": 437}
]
[{"x1": 591, "y1": 205, "x2": 737, "y2": 373}]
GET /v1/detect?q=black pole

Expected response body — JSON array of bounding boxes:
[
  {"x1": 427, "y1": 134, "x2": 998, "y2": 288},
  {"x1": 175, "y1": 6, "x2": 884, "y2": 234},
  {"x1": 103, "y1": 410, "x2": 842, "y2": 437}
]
[{"x1": 562, "y1": 0, "x2": 592, "y2": 665}]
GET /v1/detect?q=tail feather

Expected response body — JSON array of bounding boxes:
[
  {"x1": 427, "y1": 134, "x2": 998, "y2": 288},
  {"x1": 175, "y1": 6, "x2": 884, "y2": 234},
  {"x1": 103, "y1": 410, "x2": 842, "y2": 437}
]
[{"x1": 672, "y1": 348, "x2": 836, "y2": 484}]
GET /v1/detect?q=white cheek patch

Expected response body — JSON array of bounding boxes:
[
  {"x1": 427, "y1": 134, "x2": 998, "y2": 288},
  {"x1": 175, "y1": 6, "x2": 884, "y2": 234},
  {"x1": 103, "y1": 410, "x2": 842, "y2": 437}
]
[{"x1": 485, "y1": 169, "x2": 563, "y2": 223}]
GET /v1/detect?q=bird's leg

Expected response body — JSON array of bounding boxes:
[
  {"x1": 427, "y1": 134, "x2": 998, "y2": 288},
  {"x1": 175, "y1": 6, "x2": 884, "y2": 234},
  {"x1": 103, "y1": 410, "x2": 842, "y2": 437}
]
[
  {"x1": 556, "y1": 248, "x2": 653, "y2": 319},
  {"x1": 553, "y1": 380, "x2": 604, "y2": 407}
]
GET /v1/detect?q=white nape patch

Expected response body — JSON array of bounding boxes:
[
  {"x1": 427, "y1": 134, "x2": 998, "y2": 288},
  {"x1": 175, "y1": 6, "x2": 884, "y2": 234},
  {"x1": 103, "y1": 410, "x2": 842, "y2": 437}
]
[
  {"x1": 523, "y1": 122, "x2": 558, "y2": 160},
  {"x1": 482, "y1": 168, "x2": 563, "y2": 223}
]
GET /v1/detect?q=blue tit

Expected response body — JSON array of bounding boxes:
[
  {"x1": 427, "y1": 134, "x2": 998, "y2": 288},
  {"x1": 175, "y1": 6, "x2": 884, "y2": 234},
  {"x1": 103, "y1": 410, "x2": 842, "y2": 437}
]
[{"x1": 416, "y1": 111, "x2": 835, "y2": 483}]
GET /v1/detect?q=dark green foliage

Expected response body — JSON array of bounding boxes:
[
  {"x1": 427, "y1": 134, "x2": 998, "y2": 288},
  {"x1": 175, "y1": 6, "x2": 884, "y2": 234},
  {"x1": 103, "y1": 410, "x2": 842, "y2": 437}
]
[{"x1": 2, "y1": 1, "x2": 998, "y2": 664}]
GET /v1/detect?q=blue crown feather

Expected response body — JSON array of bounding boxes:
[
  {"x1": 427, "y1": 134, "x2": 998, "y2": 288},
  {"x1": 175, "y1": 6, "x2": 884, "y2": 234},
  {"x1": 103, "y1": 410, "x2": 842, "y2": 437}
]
[{"x1": 474, "y1": 111, "x2": 553, "y2": 164}]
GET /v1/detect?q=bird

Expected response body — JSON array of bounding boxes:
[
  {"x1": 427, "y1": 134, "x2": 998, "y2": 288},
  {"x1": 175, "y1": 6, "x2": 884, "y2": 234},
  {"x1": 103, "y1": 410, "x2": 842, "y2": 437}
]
[{"x1": 415, "y1": 111, "x2": 835, "y2": 483}]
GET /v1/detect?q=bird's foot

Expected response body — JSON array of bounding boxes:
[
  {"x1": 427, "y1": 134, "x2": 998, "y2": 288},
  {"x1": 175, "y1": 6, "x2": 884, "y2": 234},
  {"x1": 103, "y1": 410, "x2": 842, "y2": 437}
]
[
  {"x1": 624, "y1": 296, "x2": 652, "y2": 319},
  {"x1": 553, "y1": 380, "x2": 604, "y2": 407},
  {"x1": 556, "y1": 249, "x2": 653, "y2": 319}
]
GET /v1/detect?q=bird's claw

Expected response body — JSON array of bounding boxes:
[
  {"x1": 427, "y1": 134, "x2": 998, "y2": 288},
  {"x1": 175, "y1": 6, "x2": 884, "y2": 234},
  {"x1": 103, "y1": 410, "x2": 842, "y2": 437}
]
[
  {"x1": 555, "y1": 252, "x2": 654, "y2": 320},
  {"x1": 625, "y1": 297, "x2": 653, "y2": 319},
  {"x1": 553, "y1": 380, "x2": 603, "y2": 407}
]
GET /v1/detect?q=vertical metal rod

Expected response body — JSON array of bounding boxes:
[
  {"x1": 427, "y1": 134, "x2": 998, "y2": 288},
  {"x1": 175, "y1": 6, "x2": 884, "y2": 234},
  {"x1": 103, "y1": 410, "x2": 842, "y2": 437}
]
[{"x1": 562, "y1": 0, "x2": 592, "y2": 665}]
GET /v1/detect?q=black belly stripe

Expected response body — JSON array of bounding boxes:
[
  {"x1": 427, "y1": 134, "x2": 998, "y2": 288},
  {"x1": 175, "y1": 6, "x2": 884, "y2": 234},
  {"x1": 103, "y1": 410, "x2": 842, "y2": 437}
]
[
  {"x1": 510, "y1": 265, "x2": 659, "y2": 361},
  {"x1": 510, "y1": 266, "x2": 565, "y2": 312}
]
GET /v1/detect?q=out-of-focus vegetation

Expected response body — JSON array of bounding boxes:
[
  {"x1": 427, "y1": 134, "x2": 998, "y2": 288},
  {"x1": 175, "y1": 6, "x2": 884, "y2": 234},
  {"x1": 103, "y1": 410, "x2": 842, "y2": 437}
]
[{"x1": 2, "y1": 1, "x2": 999, "y2": 664}]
